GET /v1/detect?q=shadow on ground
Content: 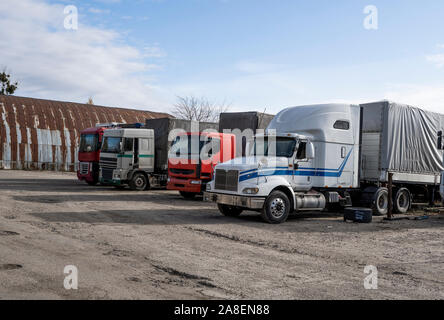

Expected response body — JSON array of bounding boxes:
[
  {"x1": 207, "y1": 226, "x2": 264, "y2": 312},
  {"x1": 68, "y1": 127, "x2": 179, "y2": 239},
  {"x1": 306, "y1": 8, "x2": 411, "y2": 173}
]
[
  {"x1": 0, "y1": 178, "x2": 166, "y2": 193},
  {"x1": 28, "y1": 208, "x2": 444, "y2": 233}
]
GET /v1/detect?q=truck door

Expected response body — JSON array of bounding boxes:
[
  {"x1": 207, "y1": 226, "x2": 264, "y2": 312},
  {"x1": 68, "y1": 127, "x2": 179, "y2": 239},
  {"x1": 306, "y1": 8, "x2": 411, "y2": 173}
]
[
  {"x1": 292, "y1": 141, "x2": 314, "y2": 191},
  {"x1": 337, "y1": 145, "x2": 353, "y2": 188},
  {"x1": 121, "y1": 137, "x2": 134, "y2": 169},
  {"x1": 138, "y1": 137, "x2": 154, "y2": 171}
]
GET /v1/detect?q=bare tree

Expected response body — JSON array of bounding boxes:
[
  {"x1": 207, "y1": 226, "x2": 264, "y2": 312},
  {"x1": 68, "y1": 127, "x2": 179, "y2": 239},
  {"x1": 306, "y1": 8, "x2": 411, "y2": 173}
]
[
  {"x1": 172, "y1": 95, "x2": 230, "y2": 122},
  {"x1": 87, "y1": 96, "x2": 94, "y2": 105}
]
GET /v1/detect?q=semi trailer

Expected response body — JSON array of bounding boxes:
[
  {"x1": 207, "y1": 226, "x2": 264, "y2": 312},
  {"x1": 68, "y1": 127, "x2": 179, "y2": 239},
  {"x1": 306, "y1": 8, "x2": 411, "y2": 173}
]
[
  {"x1": 204, "y1": 101, "x2": 444, "y2": 224},
  {"x1": 99, "y1": 118, "x2": 218, "y2": 190},
  {"x1": 167, "y1": 131, "x2": 236, "y2": 199},
  {"x1": 219, "y1": 112, "x2": 274, "y2": 157}
]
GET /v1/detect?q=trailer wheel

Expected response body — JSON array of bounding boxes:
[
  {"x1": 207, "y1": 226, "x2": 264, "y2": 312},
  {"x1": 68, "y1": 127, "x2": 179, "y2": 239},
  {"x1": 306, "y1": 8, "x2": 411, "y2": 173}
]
[
  {"x1": 261, "y1": 191, "x2": 290, "y2": 224},
  {"x1": 129, "y1": 173, "x2": 148, "y2": 191},
  {"x1": 217, "y1": 204, "x2": 243, "y2": 217},
  {"x1": 373, "y1": 187, "x2": 389, "y2": 216},
  {"x1": 394, "y1": 188, "x2": 411, "y2": 214},
  {"x1": 180, "y1": 191, "x2": 197, "y2": 199}
]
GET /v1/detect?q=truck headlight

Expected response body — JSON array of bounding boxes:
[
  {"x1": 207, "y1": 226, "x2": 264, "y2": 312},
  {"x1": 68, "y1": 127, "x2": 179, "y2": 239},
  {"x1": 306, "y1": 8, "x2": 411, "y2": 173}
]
[
  {"x1": 243, "y1": 187, "x2": 259, "y2": 194},
  {"x1": 113, "y1": 171, "x2": 121, "y2": 179},
  {"x1": 190, "y1": 180, "x2": 202, "y2": 185},
  {"x1": 206, "y1": 184, "x2": 211, "y2": 191},
  {"x1": 167, "y1": 177, "x2": 171, "y2": 183}
]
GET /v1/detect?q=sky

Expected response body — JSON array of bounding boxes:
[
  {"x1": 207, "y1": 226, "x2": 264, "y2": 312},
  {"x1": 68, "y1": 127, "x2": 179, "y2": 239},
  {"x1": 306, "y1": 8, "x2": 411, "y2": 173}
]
[{"x1": 1, "y1": 0, "x2": 444, "y2": 115}]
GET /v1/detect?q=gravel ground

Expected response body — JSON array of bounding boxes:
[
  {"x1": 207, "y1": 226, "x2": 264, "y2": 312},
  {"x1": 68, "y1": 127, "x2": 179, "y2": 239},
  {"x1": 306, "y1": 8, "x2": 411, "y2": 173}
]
[{"x1": 0, "y1": 170, "x2": 443, "y2": 300}]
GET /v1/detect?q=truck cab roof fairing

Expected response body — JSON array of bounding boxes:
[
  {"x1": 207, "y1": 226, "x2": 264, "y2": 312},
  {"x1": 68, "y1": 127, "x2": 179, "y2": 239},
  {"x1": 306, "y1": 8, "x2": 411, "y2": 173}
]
[{"x1": 267, "y1": 104, "x2": 360, "y2": 145}]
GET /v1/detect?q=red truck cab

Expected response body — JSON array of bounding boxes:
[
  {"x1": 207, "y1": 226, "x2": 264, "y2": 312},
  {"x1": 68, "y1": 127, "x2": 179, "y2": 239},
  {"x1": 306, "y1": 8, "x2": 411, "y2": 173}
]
[
  {"x1": 167, "y1": 132, "x2": 236, "y2": 199},
  {"x1": 77, "y1": 126, "x2": 107, "y2": 185}
]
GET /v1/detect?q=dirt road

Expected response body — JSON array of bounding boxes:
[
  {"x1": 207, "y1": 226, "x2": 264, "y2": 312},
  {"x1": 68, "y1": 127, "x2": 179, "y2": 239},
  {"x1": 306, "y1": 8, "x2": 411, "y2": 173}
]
[{"x1": 0, "y1": 170, "x2": 443, "y2": 299}]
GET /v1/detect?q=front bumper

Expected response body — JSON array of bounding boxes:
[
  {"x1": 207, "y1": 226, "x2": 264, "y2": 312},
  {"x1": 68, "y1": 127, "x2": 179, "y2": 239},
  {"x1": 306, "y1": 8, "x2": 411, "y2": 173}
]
[
  {"x1": 100, "y1": 177, "x2": 123, "y2": 186},
  {"x1": 167, "y1": 177, "x2": 204, "y2": 193},
  {"x1": 77, "y1": 170, "x2": 96, "y2": 183},
  {"x1": 204, "y1": 192, "x2": 265, "y2": 209}
]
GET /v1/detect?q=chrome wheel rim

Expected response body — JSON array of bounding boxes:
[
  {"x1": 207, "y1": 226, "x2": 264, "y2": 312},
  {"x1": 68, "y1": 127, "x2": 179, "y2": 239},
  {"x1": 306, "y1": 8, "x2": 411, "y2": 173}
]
[
  {"x1": 398, "y1": 191, "x2": 409, "y2": 209},
  {"x1": 135, "y1": 177, "x2": 145, "y2": 188},
  {"x1": 378, "y1": 193, "x2": 388, "y2": 210},
  {"x1": 270, "y1": 198, "x2": 285, "y2": 219}
]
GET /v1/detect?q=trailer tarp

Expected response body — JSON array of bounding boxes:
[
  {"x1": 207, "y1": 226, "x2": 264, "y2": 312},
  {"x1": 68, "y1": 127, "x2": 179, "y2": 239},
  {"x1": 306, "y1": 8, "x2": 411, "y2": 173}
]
[
  {"x1": 361, "y1": 101, "x2": 444, "y2": 176},
  {"x1": 385, "y1": 102, "x2": 444, "y2": 174}
]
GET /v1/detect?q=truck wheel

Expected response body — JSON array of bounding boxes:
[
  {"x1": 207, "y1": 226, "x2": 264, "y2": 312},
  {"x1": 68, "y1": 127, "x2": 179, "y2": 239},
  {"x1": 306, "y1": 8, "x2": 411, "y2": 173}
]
[
  {"x1": 394, "y1": 188, "x2": 411, "y2": 214},
  {"x1": 217, "y1": 204, "x2": 243, "y2": 217},
  {"x1": 373, "y1": 187, "x2": 389, "y2": 216},
  {"x1": 180, "y1": 191, "x2": 197, "y2": 199},
  {"x1": 261, "y1": 191, "x2": 290, "y2": 224},
  {"x1": 129, "y1": 173, "x2": 148, "y2": 191}
]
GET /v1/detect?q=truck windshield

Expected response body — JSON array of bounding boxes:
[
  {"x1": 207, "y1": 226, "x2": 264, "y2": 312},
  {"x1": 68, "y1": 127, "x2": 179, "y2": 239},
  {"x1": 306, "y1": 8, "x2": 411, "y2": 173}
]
[
  {"x1": 101, "y1": 137, "x2": 122, "y2": 153},
  {"x1": 170, "y1": 135, "x2": 212, "y2": 156},
  {"x1": 250, "y1": 137, "x2": 296, "y2": 157},
  {"x1": 79, "y1": 134, "x2": 99, "y2": 153}
]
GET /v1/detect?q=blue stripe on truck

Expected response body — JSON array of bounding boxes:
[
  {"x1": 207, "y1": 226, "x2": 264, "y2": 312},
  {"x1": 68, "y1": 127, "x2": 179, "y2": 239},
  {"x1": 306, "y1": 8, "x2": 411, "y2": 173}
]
[{"x1": 239, "y1": 148, "x2": 353, "y2": 182}]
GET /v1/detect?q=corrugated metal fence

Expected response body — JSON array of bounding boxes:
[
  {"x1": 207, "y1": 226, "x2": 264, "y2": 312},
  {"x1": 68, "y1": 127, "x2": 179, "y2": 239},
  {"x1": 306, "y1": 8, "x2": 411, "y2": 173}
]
[{"x1": 0, "y1": 95, "x2": 169, "y2": 171}]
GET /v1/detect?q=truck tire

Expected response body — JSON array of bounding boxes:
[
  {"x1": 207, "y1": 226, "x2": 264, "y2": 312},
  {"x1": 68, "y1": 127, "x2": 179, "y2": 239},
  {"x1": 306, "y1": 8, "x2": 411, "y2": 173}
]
[
  {"x1": 372, "y1": 187, "x2": 389, "y2": 216},
  {"x1": 261, "y1": 191, "x2": 290, "y2": 224},
  {"x1": 394, "y1": 188, "x2": 411, "y2": 214},
  {"x1": 86, "y1": 180, "x2": 98, "y2": 186},
  {"x1": 217, "y1": 204, "x2": 243, "y2": 217},
  {"x1": 180, "y1": 191, "x2": 197, "y2": 199},
  {"x1": 129, "y1": 173, "x2": 148, "y2": 191}
]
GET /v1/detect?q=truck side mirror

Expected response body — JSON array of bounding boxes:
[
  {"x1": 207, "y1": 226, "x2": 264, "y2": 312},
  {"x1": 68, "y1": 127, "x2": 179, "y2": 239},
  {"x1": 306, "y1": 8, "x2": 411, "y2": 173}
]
[
  {"x1": 438, "y1": 131, "x2": 442, "y2": 150},
  {"x1": 306, "y1": 142, "x2": 315, "y2": 159}
]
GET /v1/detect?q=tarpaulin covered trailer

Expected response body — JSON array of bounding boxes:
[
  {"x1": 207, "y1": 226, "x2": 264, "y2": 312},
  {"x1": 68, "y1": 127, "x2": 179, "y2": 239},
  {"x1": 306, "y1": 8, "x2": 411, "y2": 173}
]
[{"x1": 360, "y1": 101, "x2": 444, "y2": 185}]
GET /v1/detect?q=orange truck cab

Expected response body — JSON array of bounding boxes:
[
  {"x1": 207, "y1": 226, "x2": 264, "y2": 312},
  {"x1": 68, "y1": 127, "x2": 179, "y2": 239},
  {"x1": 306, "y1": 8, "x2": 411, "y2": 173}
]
[{"x1": 167, "y1": 132, "x2": 236, "y2": 199}]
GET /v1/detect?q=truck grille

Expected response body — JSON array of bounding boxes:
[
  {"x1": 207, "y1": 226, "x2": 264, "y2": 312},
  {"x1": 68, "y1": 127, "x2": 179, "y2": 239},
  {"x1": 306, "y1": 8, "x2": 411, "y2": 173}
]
[
  {"x1": 215, "y1": 169, "x2": 239, "y2": 192},
  {"x1": 79, "y1": 162, "x2": 89, "y2": 175},
  {"x1": 102, "y1": 168, "x2": 114, "y2": 180},
  {"x1": 169, "y1": 168, "x2": 194, "y2": 175},
  {"x1": 100, "y1": 157, "x2": 117, "y2": 169}
]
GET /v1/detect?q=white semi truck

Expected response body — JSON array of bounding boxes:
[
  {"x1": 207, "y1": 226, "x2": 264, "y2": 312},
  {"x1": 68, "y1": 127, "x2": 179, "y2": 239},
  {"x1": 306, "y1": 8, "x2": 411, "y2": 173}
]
[
  {"x1": 99, "y1": 128, "x2": 158, "y2": 190},
  {"x1": 204, "y1": 101, "x2": 444, "y2": 223}
]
